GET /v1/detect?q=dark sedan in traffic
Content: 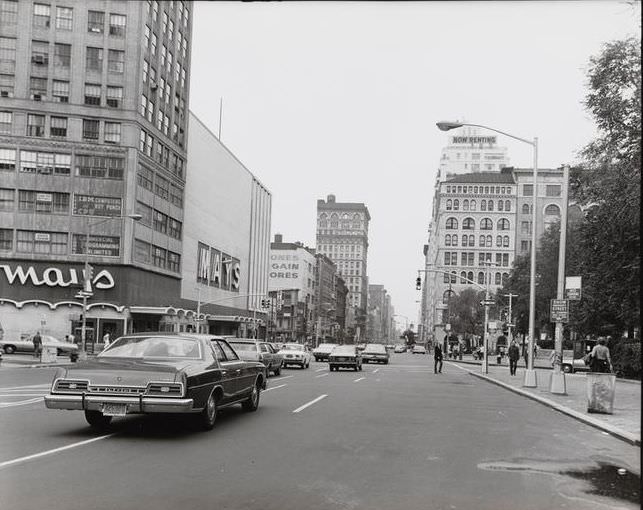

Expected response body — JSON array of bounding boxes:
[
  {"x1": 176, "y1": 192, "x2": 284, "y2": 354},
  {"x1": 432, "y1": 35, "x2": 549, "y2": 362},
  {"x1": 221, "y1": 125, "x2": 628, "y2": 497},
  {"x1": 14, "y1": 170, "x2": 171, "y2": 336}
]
[
  {"x1": 329, "y1": 345, "x2": 362, "y2": 371},
  {"x1": 44, "y1": 333, "x2": 267, "y2": 430}
]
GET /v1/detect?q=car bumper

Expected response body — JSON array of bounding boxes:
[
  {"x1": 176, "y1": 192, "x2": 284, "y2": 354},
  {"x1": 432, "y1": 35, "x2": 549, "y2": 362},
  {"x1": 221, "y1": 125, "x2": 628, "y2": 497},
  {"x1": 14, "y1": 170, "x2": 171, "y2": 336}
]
[
  {"x1": 329, "y1": 360, "x2": 358, "y2": 366},
  {"x1": 44, "y1": 394, "x2": 195, "y2": 414},
  {"x1": 362, "y1": 356, "x2": 387, "y2": 362}
]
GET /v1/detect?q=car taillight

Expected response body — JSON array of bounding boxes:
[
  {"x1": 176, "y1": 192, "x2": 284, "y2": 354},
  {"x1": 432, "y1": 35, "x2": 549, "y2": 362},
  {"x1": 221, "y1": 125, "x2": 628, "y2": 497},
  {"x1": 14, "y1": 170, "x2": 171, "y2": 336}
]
[{"x1": 146, "y1": 382, "x2": 184, "y2": 397}]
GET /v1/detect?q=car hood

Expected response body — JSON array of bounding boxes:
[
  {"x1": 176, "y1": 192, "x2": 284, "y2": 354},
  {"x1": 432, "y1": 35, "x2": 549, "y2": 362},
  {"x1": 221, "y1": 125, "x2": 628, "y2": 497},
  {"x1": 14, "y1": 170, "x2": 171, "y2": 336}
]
[{"x1": 59, "y1": 357, "x2": 194, "y2": 386}]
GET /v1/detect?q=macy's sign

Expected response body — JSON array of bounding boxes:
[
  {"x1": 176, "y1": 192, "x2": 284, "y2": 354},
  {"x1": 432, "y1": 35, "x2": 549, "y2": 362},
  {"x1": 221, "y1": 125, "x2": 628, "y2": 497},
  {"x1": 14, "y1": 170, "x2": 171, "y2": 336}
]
[{"x1": 0, "y1": 264, "x2": 115, "y2": 290}]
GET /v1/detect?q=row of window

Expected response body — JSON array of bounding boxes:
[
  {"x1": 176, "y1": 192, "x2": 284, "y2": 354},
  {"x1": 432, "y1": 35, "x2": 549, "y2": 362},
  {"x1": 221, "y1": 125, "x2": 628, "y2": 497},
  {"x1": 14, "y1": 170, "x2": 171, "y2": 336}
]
[
  {"x1": 8, "y1": 112, "x2": 122, "y2": 143},
  {"x1": 0, "y1": 148, "x2": 125, "y2": 180},
  {"x1": 0, "y1": 228, "x2": 119, "y2": 257},
  {"x1": 140, "y1": 93, "x2": 184, "y2": 145},
  {"x1": 444, "y1": 234, "x2": 511, "y2": 248},
  {"x1": 522, "y1": 184, "x2": 562, "y2": 197},
  {"x1": 445, "y1": 184, "x2": 513, "y2": 195},
  {"x1": 136, "y1": 164, "x2": 184, "y2": 208},
  {"x1": 134, "y1": 238, "x2": 181, "y2": 273},
  {"x1": 443, "y1": 271, "x2": 509, "y2": 286},
  {"x1": 444, "y1": 252, "x2": 510, "y2": 267},
  {"x1": 445, "y1": 217, "x2": 511, "y2": 230},
  {"x1": 136, "y1": 201, "x2": 183, "y2": 240},
  {"x1": 138, "y1": 130, "x2": 185, "y2": 179},
  {"x1": 146, "y1": 1, "x2": 190, "y2": 37},
  {"x1": 445, "y1": 199, "x2": 511, "y2": 212},
  {"x1": 26, "y1": 3, "x2": 127, "y2": 36}
]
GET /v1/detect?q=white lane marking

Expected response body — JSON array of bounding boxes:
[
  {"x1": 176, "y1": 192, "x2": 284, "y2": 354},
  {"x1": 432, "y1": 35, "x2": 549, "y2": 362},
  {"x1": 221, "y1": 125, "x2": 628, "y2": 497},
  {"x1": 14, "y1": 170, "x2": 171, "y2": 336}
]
[
  {"x1": 315, "y1": 373, "x2": 329, "y2": 378},
  {"x1": 0, "y1": 433, "x2": 116, "y2": 469},
  {"x1": 0, "y1": 397, "x2": 43, "y2": 408},
  {"x1": 0, "y1": 384, "x2": 50, "y2": 391},
  {"x1": 373, "y1": 369, "x2": 380, "y2": 374},
  {"x1": 293, "y1": 394, "x2": 327, "y2": 413},
  {"x1": 263, "y1": 384, "x2": 287, "y2": 392},
  {"x1": 0, "y1": 393, "x2": 47, "y2": 397},
  {"x1": 271, "y1": 375, "x2": 293, "y2": 382},
  {"x1": 315, "y1": 368, "x2": 325, "y2": 373},
  {"x1": 353, "y1": 377, "x2": 365, "y2": 383}
]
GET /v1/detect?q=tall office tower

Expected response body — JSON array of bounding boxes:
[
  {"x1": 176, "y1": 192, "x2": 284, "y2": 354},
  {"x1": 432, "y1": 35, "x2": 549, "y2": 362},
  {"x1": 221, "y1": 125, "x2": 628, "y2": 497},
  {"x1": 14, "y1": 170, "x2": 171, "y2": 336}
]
[
  {"x1": 316, "y1": 194, "x2": 370, "y2": 338},
  {"x1": 0, "y1": 1, "x2": 192, "y2": 343}
]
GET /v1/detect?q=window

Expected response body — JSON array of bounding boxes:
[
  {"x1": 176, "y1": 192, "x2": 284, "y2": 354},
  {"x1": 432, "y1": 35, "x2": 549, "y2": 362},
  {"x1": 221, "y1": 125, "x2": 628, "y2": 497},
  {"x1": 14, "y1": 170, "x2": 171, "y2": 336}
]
[
  {"x1": 0, "y1": 228, "x2": 11, "y2": 250},
  {"x1": 521, "y1": 240, "x2": 529, "y2": 253},
  {"x1": 108, "y1": 50, "x2": 124, "y2": 73},
  {"x1": 82, "y1": 119, "x2": 99, "y2": 140},
  {"x1": 106, "y1": 86, "x2": 123, "y2": 107},
  {"x1": 84, "y1": 83, "x2": 101, "y2": 105},
  {"x1": 498, "y1": 200, "x2": 504, "y2": 211},
  {"x1": 27, "y1": 114, "x2": 45, "y2": 137},
  {"x1": 76, "y1": 155, "x2": 124, "y2": 179},
  {"x1": 462, "y1": 218, "x2": 475, "y2": 230},
  {"x1": 470, "y1": 199, "x2": 476, "y2": 211},
  {"x1": 0, "y1": 37, "x2": 16, "y2": 74},
  {"x1": 546, "y1": 185, "x2": 561, "y2": 197},
  {"x1": 495, "y1": 253, "x2": 502, "y2": 267},
  {"x1": 142, "y1": 60, "x2": 149, "y2": 82},
  {"x1": 445, "y1": 217, "x2": 458, "y2": 230},
  {"x1": 480, "y1": 218, "x2": 493, "y2": 230},
  {"x1": 521, "y1": 221, "x2": 531, "y2": 234},
  {"x1": 30, "y1": 77, "x2": 47, "y2": 100},
  {"x1": 55, "y1": 6, "x2": 72, "y2": 29},
  {"x1": 87, "y1": 10, "x2": 104, "y2": 33},
  {"x1": 104, "y1": 122, "x2": 121, "y2": 144},
  {"x1": 86, "y1": 47, "x2": 103, "y2": 71},
  {"x1": 136, "y1": 201, "x2": 152, "y2": 226},
  {"x1": 0, "y1": 73, "x2": 14, "y2": 97},
  {"x1": 522, "y1": 203, "x2": 530, "y2": 214},
  {"x1": 503, "y1": 253, "x2": 509, "y2": 267},
  {"x1": 481, "y1": 199, "x2": 486, "y2": 211},
  {"x1": 488, "y1": 200, "x2": 494, "y2": 211},
  {"x1": 451, "y1": 234, "x2": 458, "y2": 247},
  {"x1": 478, "y1": 272, "x2": 484, "y2": 284},
  {"x1": 50, "y1": 80, "x2": 69, "y2": 103},
  {"x1": 168, "y1": 217, "x2": 181, "y2": 239},
  {"x1": 0, "y1": 188, "x2": 14, "y2": 210},
  {"x1": 54, "y1": 43, "x2": 71, "y2": 67},
  {"x1": 168, "y1": 19, "x2": 174, "y2": 42},
  {"x1": 545, "y1": 204, "x2": 560, "y2": 216},
  {"x1": 134, "y1": 239, "x2": 151, "y2": 263},
  {"x1": 503, "y1": 236, "x2": 509, "y2": 247},
  {"x1": 505, "y1": 200, "x2": 511, "y2": 211},
  {"x1": 160, "y1": 44, "x2": 166, "y2": 68},
  {"x1": 154, "y1": 175, "x2": 169, "y2": 199},
  {"x1": 31, "y1": 40, "x2": 49, "y2": 66},
  {"x1": 17, "y1": 230, "x2": 68, "y2": 255},
  {"x1": 0, "y1": 1, "x2": 18, "y2": 25},
  {"x1": 0, "y1": 149, "x2": 16, "y2": 172},
  {"x1": 496, "y1": 235, "x2": 502, "y2": 247},
  {"x1": 523, "y1": 184, "x2": 533, "y2": 196},
  {"x1": 50, "y1": 116, "x2": 67, "y2": 138},
  {"x1": 462, "y1": 235, "x2": 468, "y2": 247},
  {"x1": 445, "y1": 234, "x2": 451, "y2": 246},
  {"x1": 33, "y1": 3, "x2": 50, "y2": 28},
  {"x1": 151, "y1": 32, "x2": 157, "y2": 56},
  {"x1": 453, "y1": 199, "x2": 459, "y2": 211},
  {"x1": 495, "y1": 273, "x2": 501, "y2": 285},
  {"x1": 463, "y1": 199, "x2": 469, "y2": 211},
  {"x1": 19, "y1": 190, "x2": 69, "y2": 214},
  {"x1": 109, "y1": 14, "x2": 126, "y2": 36},
  {"x1": 0, "y1": 111, "x2": 11, "y2": 134},
  {"x1": 497, "y1": 218, "x2": 510, "y2": 230},
  {"x1": 137, "y1": 164, "x2": 154, "y2": 190},
  {"x1": 479, "y1": 234, "x2": 485, "y2": 247},
  {"x1": 144, "y1": 25, "x2": 151, "y2": 49},
  {"x1": 152, "y1": 245, "x2": 166, "y2": 268},
  {"x1": 446, "y1": 199, "x2": 452, "y2": 210},
  {"x1": 167, "y1": 251, "x2": 180, "y2": 272},
  {"x1": 140, "y1": 94, "x2": 148, "y2": 116}
]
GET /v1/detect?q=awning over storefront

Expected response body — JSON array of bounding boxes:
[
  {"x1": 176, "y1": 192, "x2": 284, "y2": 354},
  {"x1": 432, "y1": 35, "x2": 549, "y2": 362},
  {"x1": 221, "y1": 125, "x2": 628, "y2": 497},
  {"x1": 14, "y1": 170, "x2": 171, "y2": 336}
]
[{"x1": 129, "y1": 306, "x2": 178, "y2": 315}]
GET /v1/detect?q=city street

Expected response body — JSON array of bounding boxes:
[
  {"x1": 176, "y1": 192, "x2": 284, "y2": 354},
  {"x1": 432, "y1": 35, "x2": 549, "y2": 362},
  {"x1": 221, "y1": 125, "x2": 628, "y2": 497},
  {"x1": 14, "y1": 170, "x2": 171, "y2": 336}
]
[{"x1": 0, "y1": 353, "x2": 639, "y2": 510}]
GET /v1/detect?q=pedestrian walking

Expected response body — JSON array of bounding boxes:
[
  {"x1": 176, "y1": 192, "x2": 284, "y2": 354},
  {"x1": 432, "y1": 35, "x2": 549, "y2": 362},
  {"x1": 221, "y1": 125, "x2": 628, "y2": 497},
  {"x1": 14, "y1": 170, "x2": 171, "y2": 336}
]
[
  {"x1": 588, "y1": 338, "x2": 612, "y2": 373},
  {"x1": 32, "y1": 331, "x2": 42, "y2": 358},
  {"x1": 433, "y1": 344, "x2": 443, "y2": 374},
  {"x1": 103, "y1": 332, "x2": 110, "y2": 348},
  {"x1": 523, "y1": 345, "x2": 529, "y2": 368},
  {"x1": 508, "y1": 341, "x2": 520, "y2": 376}
]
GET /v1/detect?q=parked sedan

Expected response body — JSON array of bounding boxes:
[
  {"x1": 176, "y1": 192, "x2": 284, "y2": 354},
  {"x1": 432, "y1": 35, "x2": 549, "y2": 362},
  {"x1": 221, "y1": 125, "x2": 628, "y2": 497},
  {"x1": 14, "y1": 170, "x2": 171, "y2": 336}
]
[
  {"x1": 362, "y1": 343, "x2": 390, "y2": 364},
  {"x1": 44, "y1": 333, "x2": 267, "y2": 430},
  {"x1": 329, "y1": 345, "x2": 362, "y2": 371},
  {"x1": 228, "y1": 339, "x2": 283, "y2": 376},
  {"x1": 312, "y1": 343, "x2": 337, "y2": 362},
  {"x1": 278, "y1": 343, "x2": 311, "y2": 369},
  {"x1": 0, "y1": 334, "x2": 78, "y2": 355}
]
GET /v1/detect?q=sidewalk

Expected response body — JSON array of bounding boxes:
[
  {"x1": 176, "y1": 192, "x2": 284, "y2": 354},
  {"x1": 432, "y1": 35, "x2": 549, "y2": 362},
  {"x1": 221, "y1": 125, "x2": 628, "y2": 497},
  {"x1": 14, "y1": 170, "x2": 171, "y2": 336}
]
[
  {"x1": 449, "y1": 359, "x2": 641, "y2": 446},
  {"x1": 0, "y1": 353, "x2": 74, "y2": 369}
]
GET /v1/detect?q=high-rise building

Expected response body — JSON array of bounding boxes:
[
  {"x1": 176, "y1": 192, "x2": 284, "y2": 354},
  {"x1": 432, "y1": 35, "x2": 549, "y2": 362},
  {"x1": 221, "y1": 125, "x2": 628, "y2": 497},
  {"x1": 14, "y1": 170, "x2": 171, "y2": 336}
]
[
  {"x1": 367, "y1": 284, "x2": 393, "y2": 343},
  {"x1": 316, "y1": 194, "x2": 370, "y2": 338}
]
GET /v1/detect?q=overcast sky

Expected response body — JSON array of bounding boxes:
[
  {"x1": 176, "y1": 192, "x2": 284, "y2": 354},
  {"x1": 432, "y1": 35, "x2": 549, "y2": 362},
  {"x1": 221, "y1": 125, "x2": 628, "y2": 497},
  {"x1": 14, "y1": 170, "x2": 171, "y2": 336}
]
[{"x1": 189, "y1": 1, "x2": 640, "y2": 327}]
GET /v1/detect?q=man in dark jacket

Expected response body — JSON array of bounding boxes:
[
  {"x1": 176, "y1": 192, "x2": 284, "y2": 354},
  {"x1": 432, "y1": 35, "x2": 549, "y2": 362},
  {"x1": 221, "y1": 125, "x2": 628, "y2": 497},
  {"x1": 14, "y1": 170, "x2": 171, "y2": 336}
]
[
  {"x1": 508, "y1": 340, "x2": 520, "y2": 375},
  {"x1": 32, "y1": 331, "x2": 42, "y2": 358},
  {"x1": 434, "y1": 344, "x2": 443, "y2": 374}
]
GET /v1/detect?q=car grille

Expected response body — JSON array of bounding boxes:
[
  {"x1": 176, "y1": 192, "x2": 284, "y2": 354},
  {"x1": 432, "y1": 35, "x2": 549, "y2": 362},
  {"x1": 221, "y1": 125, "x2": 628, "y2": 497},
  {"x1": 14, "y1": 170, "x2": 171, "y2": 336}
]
[{"x1": 54, "y1": 379, "x2": 89, "y2": 392}]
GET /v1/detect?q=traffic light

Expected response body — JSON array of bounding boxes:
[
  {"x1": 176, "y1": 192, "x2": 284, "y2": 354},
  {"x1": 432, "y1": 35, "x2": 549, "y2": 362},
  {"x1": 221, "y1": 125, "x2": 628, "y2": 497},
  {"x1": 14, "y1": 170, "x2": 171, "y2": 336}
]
[
  {"x1": 415, "y1": 277, "x2": 422, "y2": 290},
  {"x1": 261, "y1": 299, "x2": 270, "y2": 309}
]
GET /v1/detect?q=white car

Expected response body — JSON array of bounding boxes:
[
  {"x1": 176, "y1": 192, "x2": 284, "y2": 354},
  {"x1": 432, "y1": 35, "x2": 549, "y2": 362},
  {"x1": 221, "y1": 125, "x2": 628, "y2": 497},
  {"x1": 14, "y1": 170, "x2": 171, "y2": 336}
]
[
  {"x1": 393, "y1": 344, "x2": 407, "y2": 353},
  {"x1": 412, "y1": 345, "x2": 427, "y2": 354},
  {"x1": 1, "y1": 334, "x2": 79, "y2": 355},
  {"x1": 312, "y1": 343, "x2": 338, "y2": 362},
  {"x1": 278, "y1": 343, "x2": 311, "y2": 369}
]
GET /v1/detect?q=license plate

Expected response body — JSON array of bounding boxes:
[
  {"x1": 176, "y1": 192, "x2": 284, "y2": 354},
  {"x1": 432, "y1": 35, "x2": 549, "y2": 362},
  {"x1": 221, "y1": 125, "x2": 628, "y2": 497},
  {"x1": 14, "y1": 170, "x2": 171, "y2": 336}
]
[{"x1": 101, "y1": 403, "x2": 128, "y2": 416}]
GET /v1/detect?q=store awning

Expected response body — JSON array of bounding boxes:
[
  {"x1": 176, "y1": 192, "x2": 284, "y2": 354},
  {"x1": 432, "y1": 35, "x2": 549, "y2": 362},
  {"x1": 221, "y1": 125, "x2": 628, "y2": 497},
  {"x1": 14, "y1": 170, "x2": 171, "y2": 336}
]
[{"x1": 128, "y1": 306, "x2": 177, "y2": 315}]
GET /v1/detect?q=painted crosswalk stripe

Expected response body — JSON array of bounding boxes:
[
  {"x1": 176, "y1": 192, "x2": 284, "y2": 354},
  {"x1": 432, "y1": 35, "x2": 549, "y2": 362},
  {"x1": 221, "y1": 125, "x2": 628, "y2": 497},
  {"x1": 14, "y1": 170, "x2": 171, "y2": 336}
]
[
  {"x1": 293, "y1": 394, "x2": 327, "y2": 413},
  {"x1": 315, "y1": 373, "x2": 329, "y2": 378},
  {"x1": 353, "y1": 377, "x2": 365, "y2": 383}
]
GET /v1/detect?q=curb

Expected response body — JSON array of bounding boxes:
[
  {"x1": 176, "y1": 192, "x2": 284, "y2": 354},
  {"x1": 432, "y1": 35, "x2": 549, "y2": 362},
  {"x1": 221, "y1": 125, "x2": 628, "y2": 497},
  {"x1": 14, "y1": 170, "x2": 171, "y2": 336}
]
[{"x1": 451, "y1": 363, "x2": 641, "y2": 447}]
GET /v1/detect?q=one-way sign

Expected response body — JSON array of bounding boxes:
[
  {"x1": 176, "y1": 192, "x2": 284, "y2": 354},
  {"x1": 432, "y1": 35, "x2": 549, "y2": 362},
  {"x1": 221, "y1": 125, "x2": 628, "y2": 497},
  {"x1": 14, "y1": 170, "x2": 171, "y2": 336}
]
[{"x1": 480, "y1": 299, "x2": 495, "y2": 306}]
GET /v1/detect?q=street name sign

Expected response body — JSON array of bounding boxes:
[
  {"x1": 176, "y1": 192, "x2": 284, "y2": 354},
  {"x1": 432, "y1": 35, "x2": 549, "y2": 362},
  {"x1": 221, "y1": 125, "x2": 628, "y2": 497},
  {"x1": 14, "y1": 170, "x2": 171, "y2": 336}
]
[{"x1": 550, "y1": 299, "x2": 569, "y2": 322}]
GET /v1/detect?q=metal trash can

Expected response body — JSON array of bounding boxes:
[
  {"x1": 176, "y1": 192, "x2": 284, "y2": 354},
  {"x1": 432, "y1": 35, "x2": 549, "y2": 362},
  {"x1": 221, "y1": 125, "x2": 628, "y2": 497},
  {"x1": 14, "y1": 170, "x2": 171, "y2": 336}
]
[{"x1": 586, "y1": 372, "x2": 616, "y2": 414}]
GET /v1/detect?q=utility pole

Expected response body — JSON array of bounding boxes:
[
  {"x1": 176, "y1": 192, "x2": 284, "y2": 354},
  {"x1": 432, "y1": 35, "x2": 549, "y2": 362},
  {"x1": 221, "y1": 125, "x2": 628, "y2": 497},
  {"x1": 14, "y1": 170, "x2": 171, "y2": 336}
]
[{"x1": 503, "y1": 293, "x2": 518, "y2": 343}]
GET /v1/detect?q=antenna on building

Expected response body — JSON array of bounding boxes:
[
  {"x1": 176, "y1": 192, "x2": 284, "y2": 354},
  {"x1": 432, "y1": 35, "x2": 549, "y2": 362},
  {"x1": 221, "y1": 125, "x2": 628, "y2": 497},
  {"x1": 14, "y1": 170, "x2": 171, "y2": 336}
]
[{"x1": 218, "y1": 97, "x2": 223, "y2": 139}]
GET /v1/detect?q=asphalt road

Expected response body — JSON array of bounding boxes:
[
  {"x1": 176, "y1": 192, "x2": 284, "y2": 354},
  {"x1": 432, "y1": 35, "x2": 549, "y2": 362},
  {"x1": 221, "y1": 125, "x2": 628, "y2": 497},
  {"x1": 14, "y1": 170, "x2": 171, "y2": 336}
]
[{"x1": 0, "y1": 354, "x2": 639, "y2": 510}]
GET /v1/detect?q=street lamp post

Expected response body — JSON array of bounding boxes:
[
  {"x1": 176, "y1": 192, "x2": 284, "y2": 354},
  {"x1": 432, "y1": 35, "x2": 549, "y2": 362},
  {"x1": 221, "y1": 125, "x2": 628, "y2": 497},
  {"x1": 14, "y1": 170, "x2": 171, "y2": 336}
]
[
  {"x1": 78, "y1": 213, "x2": 141, "y2": 359},
  {"x1": 437, "y1": 120, "x2": 538, "y2": 387}
]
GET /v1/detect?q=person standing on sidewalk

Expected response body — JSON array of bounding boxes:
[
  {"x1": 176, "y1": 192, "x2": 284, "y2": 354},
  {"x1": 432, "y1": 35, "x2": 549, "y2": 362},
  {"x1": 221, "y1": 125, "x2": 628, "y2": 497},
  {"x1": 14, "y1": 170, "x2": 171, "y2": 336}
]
[
  {"x1": 508, "y1": 341, "x2": 520, "y2": 376},
  {"x1": 32, "y1": 331, "x2": 42, "y2": 358},
  {"x1": 588, "y1": 338, "x2": 612, "y2": 373},
  {"x1": 433, "y1": 344, "x2": 443, "y2": 374}
]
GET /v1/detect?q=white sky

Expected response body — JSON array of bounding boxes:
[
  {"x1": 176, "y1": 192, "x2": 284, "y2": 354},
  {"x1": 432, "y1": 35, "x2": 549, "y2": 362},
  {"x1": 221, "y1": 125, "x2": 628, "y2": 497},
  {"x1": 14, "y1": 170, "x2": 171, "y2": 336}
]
[{"x1": 189, "y1": 1, "x2": 640, "y2": 327}]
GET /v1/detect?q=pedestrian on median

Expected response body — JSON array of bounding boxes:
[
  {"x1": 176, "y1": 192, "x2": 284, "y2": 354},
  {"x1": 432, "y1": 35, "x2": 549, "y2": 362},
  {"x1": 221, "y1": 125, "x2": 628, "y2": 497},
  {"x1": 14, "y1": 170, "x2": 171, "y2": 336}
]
[
  {"x1": 32, "y1": 331, "x2": 42, "y2": 358},
  {"x1": 508, "y1": 341, "x2": 520, "y2": 376},
  {"x1": 433, "y1": 344, "x2": 443, "y2": 374},
  {"x1": 588, "y1": 338, "x2": 612, "y2": 373}
]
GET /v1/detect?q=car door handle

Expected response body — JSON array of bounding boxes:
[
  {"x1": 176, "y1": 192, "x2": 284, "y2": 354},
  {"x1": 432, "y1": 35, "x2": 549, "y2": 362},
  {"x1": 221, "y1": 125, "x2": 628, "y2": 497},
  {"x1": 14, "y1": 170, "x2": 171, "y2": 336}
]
[{"x1": 221, "y1": 370, "x2": 228, "y2": 376}]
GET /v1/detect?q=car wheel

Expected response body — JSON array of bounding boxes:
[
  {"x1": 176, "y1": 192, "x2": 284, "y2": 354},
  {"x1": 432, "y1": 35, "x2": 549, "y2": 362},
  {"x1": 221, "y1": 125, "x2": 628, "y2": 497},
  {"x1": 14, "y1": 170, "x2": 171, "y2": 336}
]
[
  {"x1": 242, "y1": 381, "x2": 261, "y2": 412},
  {"x1": 198, "y1": 392, "x2": 218, "y2": 430},
  {"x1": 84, "y1": 410, "x2": 112, "y2": 430},
  {"x1": 3, "y1": 345, "x2": 16, "y2": 354},
  {"x1": 562, "y1": 364, "x2": 573, "y2": 374}
]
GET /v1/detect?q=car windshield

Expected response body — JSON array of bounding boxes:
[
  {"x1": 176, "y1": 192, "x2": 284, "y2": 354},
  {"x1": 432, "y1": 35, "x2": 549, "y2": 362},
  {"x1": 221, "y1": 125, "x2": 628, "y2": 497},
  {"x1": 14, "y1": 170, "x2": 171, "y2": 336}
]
[
  {"x1": 282, "y1": 344, "x2": 303, "y2": 351},
  {"x1": 331, "y1": 346, "x2": 356, "y2": 355},
  {"x1": 229, "y1": 342, "x2": 257, "y2": 352},
  {"x1": 98, "y1": 336, "x2": 202, "y2": 360},
  {"x1": 365, "y1": 344, "x2": 386, "y2": 353}
]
